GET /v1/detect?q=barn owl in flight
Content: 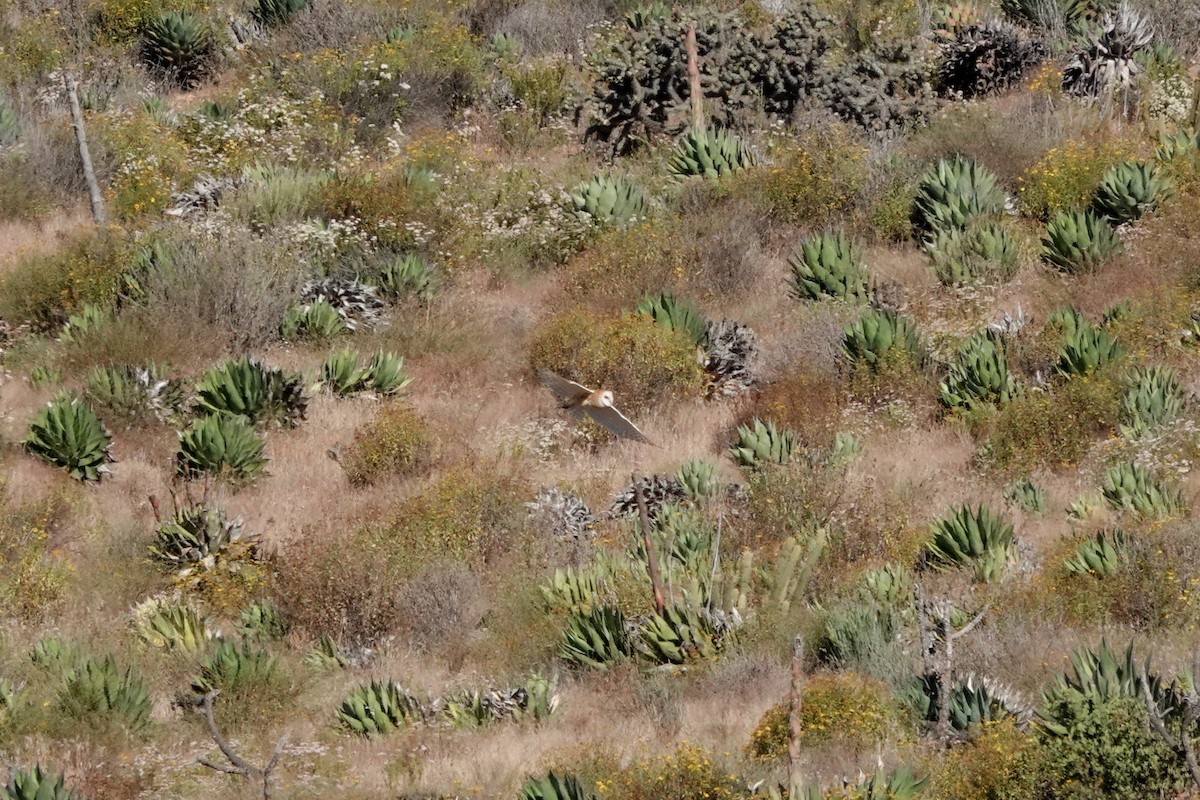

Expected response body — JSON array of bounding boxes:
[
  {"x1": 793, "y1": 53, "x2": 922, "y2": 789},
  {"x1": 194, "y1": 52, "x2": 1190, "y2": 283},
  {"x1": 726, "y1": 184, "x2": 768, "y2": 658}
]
[{"x1": 538, "y1": 369, "x2": 656, "y2": 445}]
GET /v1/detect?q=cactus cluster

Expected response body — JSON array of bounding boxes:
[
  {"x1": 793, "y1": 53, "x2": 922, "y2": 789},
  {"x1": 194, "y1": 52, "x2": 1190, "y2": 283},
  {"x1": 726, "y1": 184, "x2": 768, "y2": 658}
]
[
  {"x1": 637, "y1": 604, "x2": 719, "y2": 665},
  {"x1": 937, "y1": 21, "x2": 1044, "y2": 99},
  {"x1": 23, "y1": 394, "x2": 115, "y2": 481},
  {"x1": 1039, "y1": 639, "x2": 1168, "y2": 735},
  {"x1": 280, "y1": 299, "x2": 345, "y2": 340},
  {"x1": 191, "y1": 640, "x2": 277, "y2": 695},
  {"x1": 560, "y1": 606, "x2": 634, "y2": 669},
  {"x1": 336, "y1": 680, "x2": 426, "y2": 736},
  {"x1": 539, "y1": 566, "x2": 606, "y2": 615},
  {"x1": 940, "y1": 330, "x2": 1018, "y2": 411},
  {"x1": 913, "y1": 156, "x2": 1007, "y2": 233},
  {"x1": 789, "y1": 230, "x2": 870, "y2": 302},
  {"x1": 1101, "y1": 460, "x2": 1183, "y2": 518},
  {"x1": 906, "y1": 673, "x2": 1033, "y2": 734},
  {"x1": 2, "y1": 767, "x2": 79, "y2": 800},
  {"x1": 526, "y1": 487, "x2": 596, "y2": 543},
  {"x1": 1092, "y1": 160, "x2": 1172, "y2": 224},
  {"x1": 319, "y1": 348, "x2": 412, "y2": 397},
  {"x1": 240, "y1": 602, "x2": 289, "y2": 641},
  {"x1": 522, "y1": 772, "x2": 594, "y2": 800},
  {"x1": 568, "y1": 175, "x2": 647, "y2": 226},
  {"x1": 926, "y1": 503, "x2": 1016, "y2": 582},
  {"x1": 1006, "y1": 477, "x2": 1047, "y2": 513}
]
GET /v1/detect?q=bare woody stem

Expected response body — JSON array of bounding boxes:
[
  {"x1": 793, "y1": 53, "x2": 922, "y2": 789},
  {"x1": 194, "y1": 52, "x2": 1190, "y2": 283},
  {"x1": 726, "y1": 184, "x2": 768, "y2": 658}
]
[
  {"x1": 685, "y1": 24, "x2": 704, "y2": 132},
  {"x1": 633, "y1": 473, "x2": 666, "y2": 616},
  {"x1": 197, "y1": 691, "x2": 289, "y2": 800},
  {"x1": 787, "y1": 635, "x2": 806, "y2": 796},
  {"x1": 64, "y1": 73, "x2": 106, "y2": 226}
]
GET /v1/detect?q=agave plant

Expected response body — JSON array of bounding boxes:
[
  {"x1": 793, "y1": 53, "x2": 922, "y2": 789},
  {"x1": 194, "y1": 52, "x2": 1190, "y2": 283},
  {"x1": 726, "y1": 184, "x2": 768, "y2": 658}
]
[
  {"x1": 150, "y1": 504, "x2": 251, "y2": 569},
  {"x1": 789, "y1": 230, "x2": 870, "y2": 301},
  {"x1": 668, "y1": 127, "x2": 754, "y2": 179},
  {"x1": 862, "y1": 563, "x2": 914, "y2": 610},
  {"x1": 539, "y1": 567, "x2": 606, "y2": 615},
  {"x1": 841, "y1": 766, "x2": 929, "y2": 800},
  {"x1": 1064, "y1": 528, "x2": 1129, "y2": 575},
  {"x1": 1, "y1": 766, "x2": 79, "y2": 800},
  {"x1": 336, "y1": 680, "x2": 425, "y2": 736},
  {"x1": 1063, "y1": 2, "x2": 1154, "y2": 99},
  {"x1": 940, "y1": 330, "x2": 1018, "y2": 411},
  {"x1": 280, "y1": 299, "x2": 346, "y2": 340},
  {"x1": 1005, "y1": 477, "x2": 1047, "y2": 513},
  {"x1": 522, "y1": 772, "x2": 595, "y2": 800},
  {"x1": 319, "y1": 348, "x2": 412, "y2": 397},
  {"x1": 59, "y1": 655, "x2": 151, "y2": 731},
  {"x1": 191, "y1": 640, "x2": 277, "y2": 695},
  {"x1": 913, "y1": 156, "x2": 1007, "y2": 233},
  {"x1": 676, "y1": 458, "x2": 720, "y2": 500},
  {"x1": 85, "y1": 363, "x2": 187, "y2": 424},
  {"x1": 58, "y1": 303, "x2": 109, "y2": 344},
  {"x1": 1042, "y1": 208, "x2": 1122, "y2": 273},
  {"x1": 624, "y1": 1, "x2": 671, "y2": 29},
  {"x1": 375, "y1": 252, "x2": 437, "y2": 304},
  {"x1": 176, "y1": 414, "x2": 267, "y2": 481},
  {"x1": 1092, "y1": 160, "x2": 1172, "y2": 224},
  {"x1": 252, "y1": 0, "x2": 309, "y2": 26},
  {"x1": 1057, "y1": 321, "x2": 1124, "y2": 376},
  {"x1": 194, "y1": 356, "x2": 307, "y2": 427},
  {"x1": 730, "y1": 418, "x2": 796, "y2": 469},
  {"x1": 559, "y1": 606, "x2": 633, "y2": 669},
  {"x1": 298, "y1": 277, "x2": 385, "y2": 332},
  {"x1": 817, "y1": 600, "x2": 899, "y2": 670},
  {"x1": 23, "y1": 394, "x2": 115, "y2": 481},
  {"x1": 1039, "y1": 639, "x2": 1165, "y2": 735},
  {"x1": 842, "y1": 308, "x2": 925, "y2": 370},
  {"x1": 239, "y1": 602, "x2": 289, "y2": 640},
  {"x1": 131, "y1": 597, "x2": 212, "y2": 653},
  {"x1": 1155, "y1": 131, "x2": 1199, "y2": 165},
  {"x1": 637, "y1": 604, "x2": 719, "y2": 664},
  {"x1": 305, "y1": 634, "x2": 349, "y2": 670},
  {"x1": 906, "y1": 673, "x2": 1032, "y2": 734},
  {"x1": 926, "y1": 504, "x2": 1016, "y2": 582},
  {"x1": 635, "y1": 291, "x2": 708, "y2": 346},
  {"x1": 1101, "y1": 460, "x2": 1183, "y2": 518},
  {"x1": 140, "y1": 11, "x2": 215, "y2": 88},
  {"x1": 568, "y1": 175, "x2": 647, "y2": 226},
  {"x1": 30, "y1": 637, "x2": 86, "y2": 678},
  {"x1": 925, "y1": 220, "x2": 1021, "y2": 286},
  {"x1": 1120, "y1": 365, "x2": 1184, "y2": 437}
]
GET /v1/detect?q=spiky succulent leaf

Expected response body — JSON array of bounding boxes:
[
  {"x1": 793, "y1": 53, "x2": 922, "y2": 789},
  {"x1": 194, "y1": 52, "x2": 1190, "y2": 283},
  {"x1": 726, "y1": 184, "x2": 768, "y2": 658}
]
[
  {"x1": 913, "y1": 156, "x2": 1007, "y2": 233},
  {"x1": 176, "y1": 414, "x2": 267, "y2": 481},
  {"x1": 635, "y1": 292, "x2": 708, "y2": 346},
  {"x1": 940, "y1": 330, "x2": 1018, "y2": 410},
  {"x1": 140, "y1": 11, "x2": 215, "y2": 88},
  {"x1": 1120, "y1": 365, "x2": 1184, "y2": 437},
  {"x1": 191, "y1": 640, "x2": 277, "y2": 695},
  {"x1": 375, "y1": 253, "x2": 437, "y2": 304},
  {"x1": 194, "y1": 356, "x2": 306, "y2": 427},
  {"x1": 730, "y1": 418, "x2": 796, "y2": 469},
  {"x1": 280, "y1": 299, "x2": 346, "y2": 340},
  {"x1": 58, "y1": 655, "x2": 151, "y2": 731},
  {"x1": 2, "y1": 766, "x2": 79, "y2": 800},
  {"x1": 336, "y1": 679, "x2": 425, "y2": 736},
  {"x1": 926, "y1": 503, "x2": 1016, "y2": 582},
  {"x1": 668, "y1": 127, "x2": 754, "y2": 179},
  {"x1": 568, "y1": 175, "x2": 647, "y2": 225},
  {"x1": 842, "y1": 308, "x2": 926, "y2": 370},
  {"x1": 252, "y1": 0, "x2": 309, "y2": 26},
  {"x1": 636, "y1": 604, "x2": 719, "y2": 664},
  {"x1": 131, "y1": 598, "x2": 212, "y2": 653},
  {"x1": 1064, "y1": 528, "x2": 1129, "y2": 575},
  {"x1": 522, "y1": 771, "x2": 594, "y2": 800},
  {"x1": 559, "y1": 606, "x2": 633, "y2": 669},
  {"x1": 1057, "y1": 320, "x2": 1124, "y2": 376},
  {"x1": 149, "y1": 505, "x2": 249, "y2": 567},
  {"x1": 1101, "y1": 460, "x2": 1183, "y2": 518},
  {"x1": 926, "y1": 220, "x2": 1021, "y2": 286},
  {"x1": 22, "y1": 394, "x2": 114, "y2": 481},
  {"x1": 789, "y1": 230, "x2": 870, "y2": 301},
  {"x1": 1092, "y1": 160, "x2": 1173, "y2": 223}
]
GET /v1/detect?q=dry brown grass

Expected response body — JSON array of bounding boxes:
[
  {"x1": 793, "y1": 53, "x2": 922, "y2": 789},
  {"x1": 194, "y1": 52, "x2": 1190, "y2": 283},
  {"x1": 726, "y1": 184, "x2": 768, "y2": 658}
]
[{"x1": 0, "y1": 207, "x2": 93, "y2": 273}]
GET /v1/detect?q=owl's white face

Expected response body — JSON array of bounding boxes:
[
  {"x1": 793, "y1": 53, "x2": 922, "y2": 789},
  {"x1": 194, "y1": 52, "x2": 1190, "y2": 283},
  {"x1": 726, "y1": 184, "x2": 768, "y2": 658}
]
[{"x1": 597, "y1": 390, "x2": 615, "y2": 408}]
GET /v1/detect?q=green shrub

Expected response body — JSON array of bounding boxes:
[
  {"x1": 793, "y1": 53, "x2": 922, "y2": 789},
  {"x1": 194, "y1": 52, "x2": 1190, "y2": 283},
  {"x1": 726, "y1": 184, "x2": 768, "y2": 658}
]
[
  {"x1": 340, "y1": 403, "x2": 434, "y2": 487},
  {"x1": 22, "y1": 394, "x2": 115, "y2": 481},
  {"x1": 1064, "y1": 528, "x2": 1129, "y2": 576},
  {"x1": 609, "y1": 743, "x2": 743, "y2": 800},
  {"x1": 132, "y1": 597, "x2": 213, "y2": 653},
  {"x1": 748, "y1": 673, "x2": 902, "y2": 759},
  {"x1": 789, "y1": 230, "x2": 870, "y2": 302},
  {"x1": 522, "y1": 772, "x2": 595, "y2": 800},
  {"x1": 568, "y1": 175, "x2": 647, "y2": 226},
  {"x1": 529, "y1": 309, "x2": 706, "y2": 412},
  {"x1": 754, "y1": 125, "x2": 868, "y2": 224},
  {"x1": 1041, "y1": 208, "x2": 1123, "y2": 273},
  {"x1": 636, "y1": 604, "x2": 718, "y2": 665},
  {"x1": 904, "y1": 674, "x2": 1031, "y2": 735},
  {"x1": 814, "y1": 600, "x2": 902, "y2": 678},
  {"x1": 320, "y1": 349, "x2": 412, "y2": 398},
  {"x1": 373, "y1": 252, "x2": 437, "y2": 304},
  {"x1": 1006, "y1": 477, "x2": 1047, "y2": 513},
  {"x1": 634, "y1": 291, "x2": 708, "y2": 346},
  {"x1": 1057, "y1": 322, "x2": 1124, "y2": 376},
  {"x1": 926, "y1": 503, "x2": 1016, "y2": 582},
  {"x1": 176, "y1": 414, "x2": 267, "y2": 481},
  {"x1": 84, "y1": 363, "x2": 187, "y2": 424},
  {"x1": 279, "y1": 299, "x2": 346, "y2": 341}
]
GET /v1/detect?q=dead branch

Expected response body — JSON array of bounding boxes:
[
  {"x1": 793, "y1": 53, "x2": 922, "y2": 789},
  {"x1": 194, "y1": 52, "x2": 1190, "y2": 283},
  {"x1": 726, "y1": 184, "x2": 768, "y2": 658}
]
[
  {"x1": 915, "y1": 585, "x2": 991, "y2": 745},
  {"x1": 196, "y1": 691, "x2": 289, "y2": 800},
  {"x1": 633, "y1": 474, "x2": 666, "y2": 616},
  {"x1": 787, "y1": 635, "x2": 806, "y2": 797}
]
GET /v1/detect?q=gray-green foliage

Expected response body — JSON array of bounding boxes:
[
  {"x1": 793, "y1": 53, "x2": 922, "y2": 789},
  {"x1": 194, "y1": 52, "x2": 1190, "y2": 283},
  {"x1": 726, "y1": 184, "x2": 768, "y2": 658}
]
[
  {"x1": 1101, "y1": 460, "x2": 1183, "y2": 518},
  {"x1": 913, "y1": 156, "x2": 1007, "y2": 233},
  {"x1": 58, "y1": 303, "x2": 109, "y2": 344},
  {"x1": 522, "y1": 772, "x2": 595, "y2": 800},
  {"x1": 840, "y1": 766, "x2": 928, "y2": 800},
  {"x1": 676, "y1": 458, "x2": 720, "y2": 500},
  {"x1": 1119, "y1": 365, "x2": 1184, "y2": 437},
  {"x1": 668, "y1": 127, "x2": 754, "y2": 179},
  {"x1": 140, "y1": 11, "x2": 215, "y2": 88},
  {"x1": 59, "y1": 655, "x2": 151, "y2": 731},
  {"x1": 436, "y1": 674, "x2": 558, "y2": 727},
  {"x1": 252, "y1": 0, "x2": 309, "y2": 26},
  {"x1": 568, "y1": 175, "x2": 647, "y2": 226},
  {"x1": 280, "y1": 298, "x2": 347, "y2": 340},
  {"x1": 1057, "y1": 319, "x2": 1124, "y2": 376},
  {"x1": 559, "y1": 606, "x2": 633, "y2": 669},
  {"x1": 636, "y1": 604, "x2": 719, "y2": 665},
  {"x1": 940, "y1": 330, "x2": 1018, "y2": 411},
  {"x1": 730, "y1": 418, "x2": 797, "y2": 468},
  {"x1": 841, "y1": 308, "x2": 925, "y2": 370},
  {"x1": 925, "y1": 220, "x2": 1021, "y2": 286},
  {"x1": 1, "y1": 766, "x2": 78, "y2": 800},
  {"x1": 817, "y1": 600, "x2": 899, "y2": 672},
  {"x1": 319, "y1": 348, "x2": 413, "y2": 397},
  {"x1": 863, "y1": 562, "x2": 914, "y2": 610},
  {"x1": 30, "y1": 637, "x2": 85, "y2": 677},
  {"x1": 635, "y1": 292, "x2": 708, "y2": 346},
  {"x1": 239, "y1": 602, "x2": 289, "y2": 641},
  {"x1": 1039, "y1": 639, "x2": 1167, "y2": 736},
  {"x1": 195, "y1": 356, "x2": 307, "y2": 427},
  {"x1": 926, "y1": 504, "x2": 1016, "y2": 582},
  {"x1": 1092, "y1": 160, "x2": 1173, "y2": 223},
  {"x1": 1041, "y1": 208, "x2": 1123, "y2": 273},
  {"x1": 905, "y1": 674, "x2": 1031, "y2": 734},
  {"x1": 375, "y1": 253, "x2": 437, "y2": 304},
  {"x1": 1155, "y1": 131, "x2": 1199, "y2": 166},
  {"x1": 0, "y1": 97, "x2": 19, "y2": 147},
  {"x1": 149, "y1": 504, "x2": 249, "y2": 569},
  {"x1": 305, "y1": 634, "x2": 348, "y2": 670},
  {"x1": 191, "y1": 640, "x2": 277, "y2": 695},
  {"x1": 176, "y1": 413, "x2": 267, "y2": 481},
  {"x1": 1062, "y1": 2, "x2": 1154, "y2": 99},
  {"x1": 337, "y1": 680, "x2": 425, "y2": 736},
  {"x1": 85, "y1": 363, "x2": 187, "y2": 424},
  {"x1": 539, "y1": 566, "x2": 606, "y2": 615},
  {"x1": 789, "y1": 230, "x2": 870, "y2": 301},
  {"x1": 0, "y1": 679, "x2": 18, "y2": 725},
  {"x1": 763, "y1": 532, "x2": 825, "y2": 613},
  {"x1": 1064, "y1": 528, "x2": 1129, "y2": 575},
  {"x1": 22, "y1": 394, "x2": 114, "y2": 481},
  {"x1": 1006, "y1": 477, "x2": 1047, "y2": 513},
  {"x1": 132, "y1": 598, "x2": 212, "y2": 653}
]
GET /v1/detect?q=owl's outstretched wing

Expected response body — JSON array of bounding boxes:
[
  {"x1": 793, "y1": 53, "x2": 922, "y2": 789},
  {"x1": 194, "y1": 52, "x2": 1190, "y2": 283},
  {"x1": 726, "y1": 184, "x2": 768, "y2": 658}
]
[
  {"x1": 582, "y1": 404, "x2": 656, "y2": 446},
  {"x1": 538, "y1": 369, "x2": 592, "y2": 404}
]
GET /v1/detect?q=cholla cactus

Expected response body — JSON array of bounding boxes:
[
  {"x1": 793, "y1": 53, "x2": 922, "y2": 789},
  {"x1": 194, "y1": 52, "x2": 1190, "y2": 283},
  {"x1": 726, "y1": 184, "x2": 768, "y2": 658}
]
[
  {"x1": 526, "y1": 487, "x2": 596, "y2": 543},
  {"x1": 938, "y1": 21, "x2": 1043, "y2": 99},
  {"x1": 1063, "y1": 2, "x2": 1154, "y2": 100},
  {"x1": 702, "y1": 319, "x2": 758, "y2": 397}
]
